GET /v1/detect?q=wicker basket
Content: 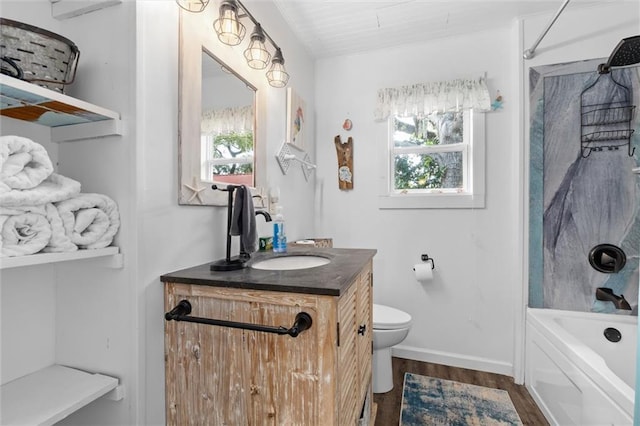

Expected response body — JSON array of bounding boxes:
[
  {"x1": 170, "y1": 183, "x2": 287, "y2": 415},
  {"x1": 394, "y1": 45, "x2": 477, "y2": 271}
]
[{"x1": 0, "y1": 18, "x2": 80, "y2": 93}]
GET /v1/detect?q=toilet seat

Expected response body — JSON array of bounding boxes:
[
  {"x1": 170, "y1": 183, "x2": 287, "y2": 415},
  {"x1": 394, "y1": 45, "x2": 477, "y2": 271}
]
[{"x1": 373, "y1": 304, "x2": 412, "y2": 330}]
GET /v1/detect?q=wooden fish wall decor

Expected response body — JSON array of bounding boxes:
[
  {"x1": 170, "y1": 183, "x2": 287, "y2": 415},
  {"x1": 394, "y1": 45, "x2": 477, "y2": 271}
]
[{"x1": 334, "y1": 135, "x2": 353, "y2": 190}]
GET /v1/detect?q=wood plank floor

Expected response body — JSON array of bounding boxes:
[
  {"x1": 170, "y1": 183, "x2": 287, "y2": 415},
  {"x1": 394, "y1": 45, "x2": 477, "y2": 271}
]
[{"x1": 373, "y1": 357, "x2": 549, "y2": 426}]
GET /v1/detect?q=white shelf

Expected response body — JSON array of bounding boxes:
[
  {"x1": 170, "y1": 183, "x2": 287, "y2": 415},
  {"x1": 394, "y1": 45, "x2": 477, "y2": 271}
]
[
  {"x1": 0, "y1": 246, "x2": 120, "y2": 270},
  {"x1": 0, "y1": 74, "x2": 122, "y2": 142},
  {"x1": 1, "y1": 364, "x2": 118, "y2": 426}
]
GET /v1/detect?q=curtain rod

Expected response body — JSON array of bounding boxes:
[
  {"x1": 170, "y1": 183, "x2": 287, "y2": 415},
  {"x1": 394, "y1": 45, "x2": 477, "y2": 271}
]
[{"x1": 523, "y1": 0, "x2": 570, "y2": 60}]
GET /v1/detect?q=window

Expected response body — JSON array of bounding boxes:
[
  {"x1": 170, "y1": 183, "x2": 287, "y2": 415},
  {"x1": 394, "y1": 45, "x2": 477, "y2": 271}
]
[
  {"x1": 201, "y1": 131, "x2": 254, "y2": 187},
  {"x1": 374, "y1": 76, "x2": 490, "y2": 208},
  {"x1": 379, "y1": 109, "x2": 485, "y2": 209},
  {"x1": 200, "y1": 104, "x2": 255, "y2": 187}
]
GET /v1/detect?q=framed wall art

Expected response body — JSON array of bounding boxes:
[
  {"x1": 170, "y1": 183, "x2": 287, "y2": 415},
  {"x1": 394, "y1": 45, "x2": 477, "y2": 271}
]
[{"x1": 286, "y1": 87, "x2": 306, "y2": 148}]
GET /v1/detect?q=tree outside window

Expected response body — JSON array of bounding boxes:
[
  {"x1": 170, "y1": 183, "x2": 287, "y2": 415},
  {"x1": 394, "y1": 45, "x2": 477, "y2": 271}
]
[
  {"x1": 391, "y1": 111, "x2": 466, "y2": 192},
  {"x1": 202, "y1": 131, "x2": 254, "y2": 186}
]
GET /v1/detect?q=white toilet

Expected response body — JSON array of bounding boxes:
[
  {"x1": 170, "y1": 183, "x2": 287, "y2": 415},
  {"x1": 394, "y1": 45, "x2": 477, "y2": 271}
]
[{"x1": 372, "y1": 303, "x2": 412, "y2": 393}]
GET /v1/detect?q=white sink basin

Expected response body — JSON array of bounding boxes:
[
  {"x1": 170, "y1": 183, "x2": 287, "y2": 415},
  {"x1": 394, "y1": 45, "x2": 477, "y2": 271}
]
[{"x1": 251, "y1": 255, "x2": 330, "y2": 270}]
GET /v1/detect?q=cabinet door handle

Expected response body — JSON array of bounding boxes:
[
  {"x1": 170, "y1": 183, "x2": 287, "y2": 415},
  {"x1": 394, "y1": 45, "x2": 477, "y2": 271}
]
[
  {"x1": 165, "y1": 300, "x2": 313, "y2": 338},
  {"x1": 358, "y1": 324, "x2": 366, "y2": 335}
]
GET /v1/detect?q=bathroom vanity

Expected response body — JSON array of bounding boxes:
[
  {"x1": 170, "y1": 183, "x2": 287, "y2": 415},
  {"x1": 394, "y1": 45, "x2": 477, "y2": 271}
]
[{"x1": 161, "y1": 247, "x2": 376, "y2": 425}]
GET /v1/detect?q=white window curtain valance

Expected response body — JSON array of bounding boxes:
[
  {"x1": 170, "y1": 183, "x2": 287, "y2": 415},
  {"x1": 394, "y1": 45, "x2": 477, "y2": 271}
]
[
  {"x1": 374, "y1": 76, "x2": 491, "y2": 121},
  {"x1": 201, "y1": 105, "x2": 253, "y2": 135}
]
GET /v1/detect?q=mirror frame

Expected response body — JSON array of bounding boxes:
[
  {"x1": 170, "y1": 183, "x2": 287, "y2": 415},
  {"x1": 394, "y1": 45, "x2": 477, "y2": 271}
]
[{"x1": 178, "y1": 7, "x2": 266, "y2": 206}]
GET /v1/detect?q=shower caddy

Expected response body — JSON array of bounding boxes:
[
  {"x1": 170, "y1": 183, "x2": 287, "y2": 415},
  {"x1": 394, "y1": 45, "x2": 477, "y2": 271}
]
[
  {"x1": 579, "y1": 35, "x2": 640, "y2": 158},
  {"x1": 579, "y1": 72, "x2": 635, "y2": 158}
]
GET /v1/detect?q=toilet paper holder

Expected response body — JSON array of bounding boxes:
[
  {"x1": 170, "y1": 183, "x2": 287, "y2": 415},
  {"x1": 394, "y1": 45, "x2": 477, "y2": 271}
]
[{"x1": 420, "y1": 254, "x2": 435, "y2": 270}]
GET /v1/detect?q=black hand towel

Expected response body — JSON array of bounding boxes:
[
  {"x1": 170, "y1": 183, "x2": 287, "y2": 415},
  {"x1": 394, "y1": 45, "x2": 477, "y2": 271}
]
[{"x1": 229, "y1": 185, "x2": 257, "y2": 254}]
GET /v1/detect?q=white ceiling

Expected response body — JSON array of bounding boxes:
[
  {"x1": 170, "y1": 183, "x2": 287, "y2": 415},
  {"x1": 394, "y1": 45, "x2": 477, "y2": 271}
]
[{"x1": 272, "y1": 0, "x2": 607, "y2": 58}]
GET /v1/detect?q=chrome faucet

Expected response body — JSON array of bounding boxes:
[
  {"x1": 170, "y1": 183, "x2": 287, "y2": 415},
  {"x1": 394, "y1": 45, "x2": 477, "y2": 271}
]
[{"x1": 596, "y1": 287, "x2": 632, "y2": 310}]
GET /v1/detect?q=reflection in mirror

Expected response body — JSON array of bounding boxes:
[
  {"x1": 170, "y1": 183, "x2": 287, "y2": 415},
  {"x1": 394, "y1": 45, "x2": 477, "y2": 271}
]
[{"x1": 200, "y1": 50, "x2": 256, "y2": 188}]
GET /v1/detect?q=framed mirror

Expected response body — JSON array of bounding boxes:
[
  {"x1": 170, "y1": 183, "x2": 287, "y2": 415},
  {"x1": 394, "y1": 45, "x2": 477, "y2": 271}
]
[{"x1": 178, "y1": 8, "x2": 264, "y2": 206}]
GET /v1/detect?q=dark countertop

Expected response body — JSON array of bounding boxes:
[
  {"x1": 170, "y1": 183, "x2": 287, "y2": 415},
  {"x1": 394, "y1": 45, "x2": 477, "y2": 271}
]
[{"x1": 160, "y1": 247, "x2": 377, "y2": 296}]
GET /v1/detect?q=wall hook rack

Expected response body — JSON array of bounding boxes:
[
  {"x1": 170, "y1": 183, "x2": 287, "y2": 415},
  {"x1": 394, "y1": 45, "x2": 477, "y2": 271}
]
[
  {"x1": 421, "y1": 254, "x2": 435, "y2": 269},
  {"x1": 165, "y1": 300, "x2": 313, "y2": 337},
  {"x1": 276, "y1": 141, "x2": 316, "y2": 178}
]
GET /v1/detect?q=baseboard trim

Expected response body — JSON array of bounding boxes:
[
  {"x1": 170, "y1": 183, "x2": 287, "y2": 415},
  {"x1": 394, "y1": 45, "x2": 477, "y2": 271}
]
[{"x1": 391, "y1": 345, "x2": 514, "y2": 377}]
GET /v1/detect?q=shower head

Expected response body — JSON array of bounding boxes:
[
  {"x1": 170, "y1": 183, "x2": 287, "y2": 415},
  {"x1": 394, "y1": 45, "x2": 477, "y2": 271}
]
[{"x1": 598, "y1": 35, "x2": 640, "y2": 74}]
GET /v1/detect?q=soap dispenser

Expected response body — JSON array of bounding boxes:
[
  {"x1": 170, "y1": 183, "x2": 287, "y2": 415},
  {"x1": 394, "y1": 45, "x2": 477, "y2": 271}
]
[{"x1": 273, "y1": 205, "x2": 287, "y2": 253}]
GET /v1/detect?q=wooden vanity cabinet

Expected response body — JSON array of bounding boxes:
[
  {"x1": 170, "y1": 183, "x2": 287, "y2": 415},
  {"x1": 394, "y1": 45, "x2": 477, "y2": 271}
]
[
  {"x1": 337, "y1": 262, "x2": 372, "y2": 425},
  {"x1": 164, "y1": 261, "x2": 373, "y2": 425}
]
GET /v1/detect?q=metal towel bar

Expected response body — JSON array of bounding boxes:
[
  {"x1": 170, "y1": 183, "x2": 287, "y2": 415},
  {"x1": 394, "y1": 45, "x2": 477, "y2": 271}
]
[{"x1": 165, "y1": 300, "x2": 313, "y2": 338}]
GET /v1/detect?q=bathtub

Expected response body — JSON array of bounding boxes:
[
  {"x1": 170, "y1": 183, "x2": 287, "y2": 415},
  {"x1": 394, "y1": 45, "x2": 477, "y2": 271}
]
[{"x1": 526, "y1": 308, "x2": 636, "y2": 425}]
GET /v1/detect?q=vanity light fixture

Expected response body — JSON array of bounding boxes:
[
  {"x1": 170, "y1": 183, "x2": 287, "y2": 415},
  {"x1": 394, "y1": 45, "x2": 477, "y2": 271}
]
[
  {"x1": 176, "y1": 0, "x2": 290, "y2": 87},
  {"x1": 266, "y1": 48, "x2": 289, "y2": 88},
  {"x1": 244, "y1": 24, "x2": 271, "y2": 70},
  {"x1": 175, "y1": 0, "x2": 209, "y2": 13},
  {"x1": 212, "y1": 0, "x2": 246, "y2": 46}
]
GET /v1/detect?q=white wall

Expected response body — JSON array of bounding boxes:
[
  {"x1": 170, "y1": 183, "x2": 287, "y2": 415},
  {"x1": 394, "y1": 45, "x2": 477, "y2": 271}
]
[
  {"x1": 314, "y1": 0, "x2": 640, "y2": 377},
  {"x1": 136, "y1": 1, "x2": 316, "y2": 425},
  {"x1": 315, "y1": 27, "x2": 521, "y2": 375},
  {"x1": 1, "y1": 1, "x2": 315, "y2": 425}
]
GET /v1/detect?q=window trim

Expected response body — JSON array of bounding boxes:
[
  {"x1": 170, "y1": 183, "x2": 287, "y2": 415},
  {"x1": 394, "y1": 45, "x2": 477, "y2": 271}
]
[{"x1": 378, "y1": 110, "x2": 485, "y2": 209}]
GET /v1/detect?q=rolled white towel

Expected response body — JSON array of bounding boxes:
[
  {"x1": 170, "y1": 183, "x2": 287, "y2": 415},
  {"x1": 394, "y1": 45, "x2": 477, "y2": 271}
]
[
  {"x1": 0, "y1": 135, "x2": 54, "y2": 192},
  {"x1": 56, "y1": 193, "x2": 120, "y2": 249},
  {"x1": 0, "y1": 204, "x2": 76, "y2": 256},
  {"x1": 42, "y1": 203, "x2": 77, "y2": 253},
  {"x1": 0, "y1": 205, "x2": 52, "y2": 257},
  {"x1": 0, "y1": 173, "x2": 81, "y2": 207}
]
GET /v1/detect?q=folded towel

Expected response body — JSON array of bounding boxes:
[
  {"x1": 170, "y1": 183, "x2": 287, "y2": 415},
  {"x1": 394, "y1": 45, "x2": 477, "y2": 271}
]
[
  {"x1": 229, "y1": 185, "x2": 257, "y2": 255},
  {"x1": 55, "y1": 193, "x2": 120, "y2": 249},
  {"x1": 0, "y1": 204, "x2": 77, "y2": 256},
  {"x1": 0, "y1": 205, "x2": 52, "y2": 257},
  {"x1": 0, "y1": 135, "x2": 54, "y2": 192},
  {"x1": 0, "y1": 173, "x2": 81, "y2": 207}
]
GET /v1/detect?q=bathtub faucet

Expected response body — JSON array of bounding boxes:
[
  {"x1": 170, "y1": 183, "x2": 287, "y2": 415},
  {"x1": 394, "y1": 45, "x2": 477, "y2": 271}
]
[{"x1": 595, "y1": 287, "x2": 632, "y2": 310}]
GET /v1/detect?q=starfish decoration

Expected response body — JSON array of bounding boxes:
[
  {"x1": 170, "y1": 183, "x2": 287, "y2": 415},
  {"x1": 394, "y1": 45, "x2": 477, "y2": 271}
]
[{"x1": 183, "y1": 177, "x2": 207, "y2": 204}]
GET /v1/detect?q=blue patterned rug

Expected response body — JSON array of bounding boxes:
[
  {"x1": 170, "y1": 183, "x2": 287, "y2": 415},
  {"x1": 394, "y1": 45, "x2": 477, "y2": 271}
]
[{"x1": 400, "y1": 373, "x2": 523, "y2": 426}]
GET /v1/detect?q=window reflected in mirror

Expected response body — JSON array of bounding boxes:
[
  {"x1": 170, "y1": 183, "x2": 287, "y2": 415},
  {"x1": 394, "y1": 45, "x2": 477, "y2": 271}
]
[{"x1": 200, "y1": 50, "x2": 256, "y2": 187}]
